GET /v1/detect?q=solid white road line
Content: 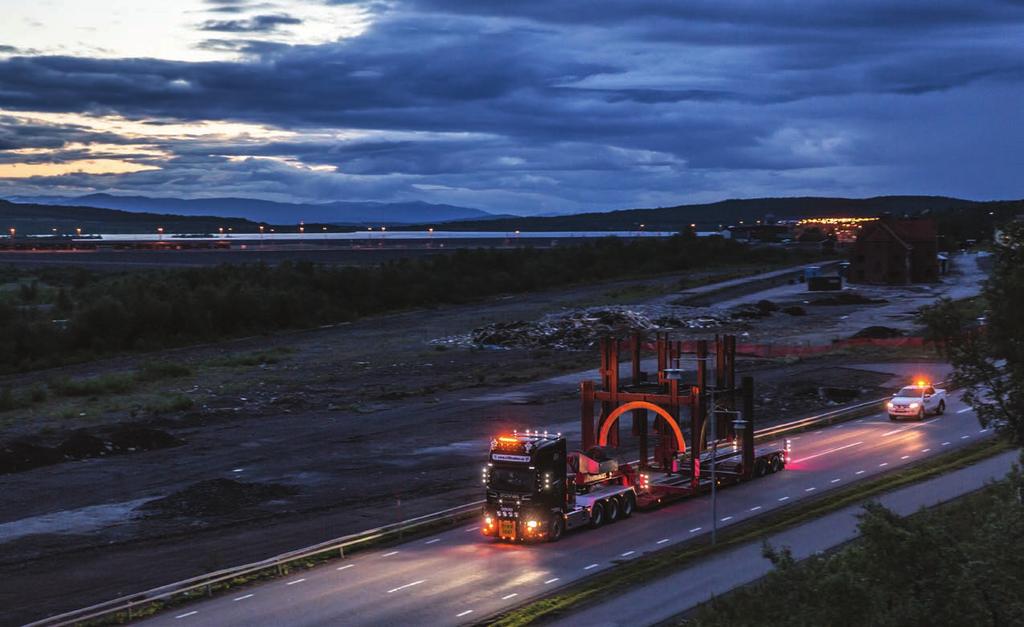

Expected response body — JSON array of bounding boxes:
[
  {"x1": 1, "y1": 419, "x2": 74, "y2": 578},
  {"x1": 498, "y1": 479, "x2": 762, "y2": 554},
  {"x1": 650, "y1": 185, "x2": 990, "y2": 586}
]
[
  {"x1": 545, "y1": 577, "x2": 561, "y2": 584},
  {"x1": 621, "y1": 551, "x2": 635, "y2": 557},
  {"x1": 337, "y1": 565, "x2": 354, "y2": 571},
  {"x1": 233, "y1": 594, "x2": 254, "y2": 602},
  {"x1": 456, "y1": 610, "x2": 474, "y2": 618},
  {"x1": 387, "y1": 580, "x2": 425, "y2": 594},
  {"x1": 286, "y1": 578, "x2": 306, "y2": 586},
  {"x1": 957, "y1": 407, "x2": 971, "y2": 414},
  {"x1": 657, "y1": 538, "x2": 670, "y2": 544},
  {"x1": 175, "y1": 611, "x2": 198, "y2": 619},
  {"x1": 584, "y1": 564, "x2": 599, "y2": 570},
  {"x1": 778, "y1": 496, "x2": 790, "y2": 502},
  {"x1": 425, "y1": 538, "x2": 440, "y2": 544},
  {"x1": 689, "y1": 527, "x2": 702, "y2": 533},
  {"x1": 791, "y1": 441, "x2": 863, "y2": 463},
  {"x1": 502, "y1": 593, "x2": 518, "y2": 600}
]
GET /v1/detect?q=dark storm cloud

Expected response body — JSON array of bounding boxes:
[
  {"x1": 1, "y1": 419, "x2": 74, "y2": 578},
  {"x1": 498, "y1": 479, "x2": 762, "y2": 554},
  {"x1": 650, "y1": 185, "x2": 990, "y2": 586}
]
[
  {"x1": 2, "y1": 0, "x2": 1024, "y2": 210},
  {"x1": 199, "y1": 14, "x2": 303, "y2": 33}
]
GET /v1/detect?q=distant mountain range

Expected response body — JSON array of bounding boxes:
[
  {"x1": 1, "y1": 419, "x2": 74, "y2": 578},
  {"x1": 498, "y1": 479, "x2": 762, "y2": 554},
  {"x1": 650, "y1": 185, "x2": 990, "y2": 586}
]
[
  {"x1": 8, "y1": 194, "x2": 498, "y2": 225},
  {"x1": 427, "y1": 195, "x2": 1024, "y2": 232},
  {"x1": 0, "y1": 199, "x2": 267, "y2": 235}
]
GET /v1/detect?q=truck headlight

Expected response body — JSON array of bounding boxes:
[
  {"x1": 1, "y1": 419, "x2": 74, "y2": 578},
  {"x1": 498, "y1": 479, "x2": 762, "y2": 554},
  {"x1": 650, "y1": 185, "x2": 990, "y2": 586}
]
[
  {"x1": 526, "y1": 520, "x2": 538, "y2": 529},
  {"x1": 484, "y1": 516, "x2": 493, "y2": 525}
]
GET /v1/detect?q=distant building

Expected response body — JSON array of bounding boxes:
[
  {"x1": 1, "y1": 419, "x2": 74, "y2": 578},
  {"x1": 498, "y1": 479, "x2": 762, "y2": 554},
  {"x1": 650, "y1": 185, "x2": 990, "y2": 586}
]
[{"x1": 848, "y1": 217, "x2": 939, "y2": 284}]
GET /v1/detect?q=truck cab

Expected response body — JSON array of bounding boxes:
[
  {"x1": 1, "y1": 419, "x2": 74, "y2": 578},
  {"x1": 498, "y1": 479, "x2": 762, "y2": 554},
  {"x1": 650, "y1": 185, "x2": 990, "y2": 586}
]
[
  {"x1": 887, "y1": 381, "x2": 947, "y2": 421},
  {"x1": 481, "y1": 432, "x2": 636, "y2": 542}
]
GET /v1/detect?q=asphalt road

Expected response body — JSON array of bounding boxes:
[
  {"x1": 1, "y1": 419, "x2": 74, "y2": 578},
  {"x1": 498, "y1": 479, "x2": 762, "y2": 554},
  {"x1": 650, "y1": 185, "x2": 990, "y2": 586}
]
[{"x1": 144, "y1": 392, "x2": 995, "y2": 627}]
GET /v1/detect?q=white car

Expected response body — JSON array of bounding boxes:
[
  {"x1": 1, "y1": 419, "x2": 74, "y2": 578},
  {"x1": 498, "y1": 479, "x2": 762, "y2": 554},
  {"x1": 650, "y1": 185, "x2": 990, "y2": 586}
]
[{"x1": 887, "y1": 384, "x2": 947, "y2": 421}]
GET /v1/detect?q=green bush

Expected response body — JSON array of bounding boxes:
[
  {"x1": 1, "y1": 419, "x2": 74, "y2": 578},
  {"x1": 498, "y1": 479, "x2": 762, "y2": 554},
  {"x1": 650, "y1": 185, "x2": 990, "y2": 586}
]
[{"x1": 50, "y1": 373, "x2": 136, "y2": 397}]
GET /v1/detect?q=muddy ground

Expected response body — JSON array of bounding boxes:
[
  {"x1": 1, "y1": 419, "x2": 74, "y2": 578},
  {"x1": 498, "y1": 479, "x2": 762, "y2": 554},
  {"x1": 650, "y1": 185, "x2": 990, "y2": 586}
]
[{"x1": 0, "y1": 255, "x2": 982, "y2": 625}]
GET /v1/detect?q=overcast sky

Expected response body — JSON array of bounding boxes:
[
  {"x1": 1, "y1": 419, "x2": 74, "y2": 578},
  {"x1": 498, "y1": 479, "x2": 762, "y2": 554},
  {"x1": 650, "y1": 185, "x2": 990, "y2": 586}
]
[{"x1": 1, "y1": 0, "x2": 1022, "y2": 215}]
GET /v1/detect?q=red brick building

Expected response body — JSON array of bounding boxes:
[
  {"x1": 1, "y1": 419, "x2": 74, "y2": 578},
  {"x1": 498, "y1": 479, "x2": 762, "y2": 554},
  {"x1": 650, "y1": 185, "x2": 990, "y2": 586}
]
[{"x1": 848, "y1": 217, "x2": 939, "y2": 284}]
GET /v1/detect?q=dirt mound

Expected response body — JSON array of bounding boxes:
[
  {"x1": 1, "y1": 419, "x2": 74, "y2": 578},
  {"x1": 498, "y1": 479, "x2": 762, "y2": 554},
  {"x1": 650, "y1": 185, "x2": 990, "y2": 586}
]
[
  {"x1": 58, "y1": 431, "x2": 110, "y2": 458},
  {"x1": 140, "y1": 479, "x2": 297, "y2": 518},
  {"x1": 0, "y1": 441, "x2": 63, "y2": 474},
  {"x1": 730, "y1": 300, "x2": 778, "y2": 319},
  {"x1": 813, "y1": 292, "x2": 888, "y2": 306},
  {"x1": 851, "y1": 326, "x2": 905, "y2": 339},
  {"x1": 470, "y1": 308, "x2": 661, "y2": 350},
  {"x1": 109, "y1": 425, "x2": 184, "y2": 452},
  {"x1": 781, "y1": 306, "x2": 807, "y2": 316},
  {"x1": 0, "y1": 424, "x2": 184, "y2": 474}
]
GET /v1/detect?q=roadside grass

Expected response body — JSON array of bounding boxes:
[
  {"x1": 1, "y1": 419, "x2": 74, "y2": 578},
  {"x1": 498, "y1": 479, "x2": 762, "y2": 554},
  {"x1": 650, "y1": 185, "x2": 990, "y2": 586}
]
[
  {"x1": 205, "y1": 347, "x2": 294, "y2": 368},
  {"x1": 483, "y1": 437, "x2": 1014, "y2": 627}
]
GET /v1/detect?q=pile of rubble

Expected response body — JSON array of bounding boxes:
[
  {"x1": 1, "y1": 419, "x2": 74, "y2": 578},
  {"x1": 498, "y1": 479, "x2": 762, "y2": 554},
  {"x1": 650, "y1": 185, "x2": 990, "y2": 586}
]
[
  {"x1": 436, "y1": 306, "x2": 731, "y2": 351},
  {"x1": 139, "y1": 478, "x2": 296, "y2": 518}
]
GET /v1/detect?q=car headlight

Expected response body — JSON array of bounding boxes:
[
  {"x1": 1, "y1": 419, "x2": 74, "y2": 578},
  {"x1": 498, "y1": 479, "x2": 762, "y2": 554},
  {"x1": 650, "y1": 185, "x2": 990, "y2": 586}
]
[
  {"x1": 909, "y1": 402, "x2": 920, "y2": 409},
  {"x1": 887, "y1": 402, "x2": 894, "y2": 408}
]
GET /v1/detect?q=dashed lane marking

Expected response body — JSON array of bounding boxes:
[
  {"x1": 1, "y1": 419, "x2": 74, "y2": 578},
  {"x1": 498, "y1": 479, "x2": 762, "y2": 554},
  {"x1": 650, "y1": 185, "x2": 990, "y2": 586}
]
[
  {"x1": 176, "y1": 612, "x2": 198, "y2": 619},
  {"x1": 502, "y1": 593, "x2": 518, "y2": 600},
  {"x1": 961, "y1": 435, "x2": 970, "y2": 440},
  {"x1": 957, "y1": 407, "x2": 972, "y2": 414},
  {"x1": 689, "y1": 527, "x2": 702, "y2": 533},
  {"x1": 879, "y1": 462, "x2": 889, "y2": 467},
  {"x1": 855, "y1": 470, "x2": 865, "y2": 475},
  {"x1": 584, "y1": 564, "x2": 599, "y2": 570},
  {"x1": 791, "y1": 441, "x2": 863, "y2": 463},
  {"x1": 942, "y1": 442, "x2": 951, "y2": 446},
  {"x1": 387, "y1": 580, "x2": 425, "y2": 594},
  {"x1": 233, "y1": 594, "x2": 254, "y2": 601},
  {"x1": 721, "y1": 516, "x2": 734, "y2": 522},
  {"x1": 750, "y1": 506, "x2": 762, "y2": 511},
  {"x1": 286, "y1": 578, "x2": 306, "y2": 586},
  {"x1": 456, "y1": 610, "x2": 474, "y2": 618},
  {"x1": 621, "y1": 551, "x2": 635, "y2": 557},
  {"x1": 382, "y1": 551, "x2": 399, "y2": 557},
  {"x1": 657, "y1": 538, "x2": 670, "y2": 544},
  {"x1": 805, "y1": 487, "x2": 817, "y2": 492},
  {"x1": 901, "y1": 455, "x2": 910, "y2": 460},
  {"x1": 337, "y1": 565, "x2": 354, "y2": 571},
  {"x1": 980, "y1": 428, "x2": 989, "y2": 433},
  {"x1": 922, "y1": 448, "x2": 931, "y2": 453},
  {"x1": 778, "y1": 496, "x2": 790, "y2": 502},
  {"x1": 465, "y1": 527, "x2": 479, "y2": 533},
  {"x1": 545, "y1": 577, "x2": 561, "y2": 584},
  {"x1": 425, "y1": 538, "x2": 440, "y2": 544}
]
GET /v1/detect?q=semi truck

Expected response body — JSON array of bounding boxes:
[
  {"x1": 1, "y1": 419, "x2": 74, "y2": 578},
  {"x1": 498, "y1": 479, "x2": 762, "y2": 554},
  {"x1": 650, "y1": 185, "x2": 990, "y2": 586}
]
[{"x1": 481, "y1": 431, "x2": 790, "y2": 543}]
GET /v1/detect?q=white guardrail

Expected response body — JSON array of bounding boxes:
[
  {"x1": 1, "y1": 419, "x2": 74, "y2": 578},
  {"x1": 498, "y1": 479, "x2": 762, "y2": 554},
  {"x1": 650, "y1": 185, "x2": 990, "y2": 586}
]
[{"x1": 29, "y1": 391, "x2": 909, "y2": 627}]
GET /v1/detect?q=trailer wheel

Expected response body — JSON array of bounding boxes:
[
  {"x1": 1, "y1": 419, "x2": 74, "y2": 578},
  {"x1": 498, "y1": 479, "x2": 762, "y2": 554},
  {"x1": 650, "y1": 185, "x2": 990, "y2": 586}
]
[
  {"x1": 605, "y1": 498, "x2": 620, "y2": 524},
  {"x1": 548, "y1": 515, "x2": 564, "y2": 543},
  {"x1": 620, "y1": 492, "x2": 636, "y2": 519},
  {"x1": 588, "y1": 502, "x2": 605, "y2": 528},
  {"x1": 755, "y1": 458, "x2": 768, "y2": 477},
  {"x1": 770, "y1": 455, "x2": 783, "y2": 473}
]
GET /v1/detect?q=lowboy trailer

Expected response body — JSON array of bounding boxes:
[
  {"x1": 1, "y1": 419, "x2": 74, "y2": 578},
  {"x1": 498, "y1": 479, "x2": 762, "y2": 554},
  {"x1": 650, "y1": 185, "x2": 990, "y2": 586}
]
[{"x1": 481, "y1": 431, "x2": 790, "y2": 542}]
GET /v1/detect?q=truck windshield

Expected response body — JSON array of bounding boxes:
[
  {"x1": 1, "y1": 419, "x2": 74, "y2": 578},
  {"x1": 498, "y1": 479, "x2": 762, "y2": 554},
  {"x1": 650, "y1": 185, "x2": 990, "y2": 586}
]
[
  {"x1": 488, "y1": 468, "x2": 535, "y2": 492},
  {"x1": 896, "y1": 387, "x2": 924, "y2": 397}
]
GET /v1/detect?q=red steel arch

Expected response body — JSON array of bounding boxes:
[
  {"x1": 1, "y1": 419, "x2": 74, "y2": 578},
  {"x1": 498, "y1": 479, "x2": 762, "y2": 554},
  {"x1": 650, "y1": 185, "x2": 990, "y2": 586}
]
[{"x1": 597, "y1": 401, "x2": 686, "y2": 453}]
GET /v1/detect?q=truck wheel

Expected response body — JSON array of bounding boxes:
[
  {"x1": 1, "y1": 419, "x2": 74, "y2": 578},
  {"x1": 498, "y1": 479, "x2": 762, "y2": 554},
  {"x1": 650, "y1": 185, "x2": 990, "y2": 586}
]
[
  {"x1": 588, "y1": 502, "x2": 605, "y2": 528},
  {"x1": 755, "y1": 458, "x2": 768, "y2": 477},
  {"x1": 620, "y1": 492, "x2": 636, "y2": 518},
  {"x1": 937, "y1": 400, "x2": 946, "y2": 415},
  {"x1": 888, "y1": 414, "x2": 897, "y2": 422},
  {"x1": 770, "y1": 455, "x2": 783, "y2": 473},
  {"x1": 605, "y1": 498, "x2": 620, "y2": 524},
  {"x1": 548, "y1": 515, "x2": 564, "y2": 542}
]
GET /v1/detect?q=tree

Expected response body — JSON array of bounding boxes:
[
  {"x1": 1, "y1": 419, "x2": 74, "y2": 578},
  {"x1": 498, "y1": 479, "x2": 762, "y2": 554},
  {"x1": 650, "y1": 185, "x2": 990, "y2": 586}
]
[{"x1": 920, "y1": 221, "x2": 1024, "y2": 446}]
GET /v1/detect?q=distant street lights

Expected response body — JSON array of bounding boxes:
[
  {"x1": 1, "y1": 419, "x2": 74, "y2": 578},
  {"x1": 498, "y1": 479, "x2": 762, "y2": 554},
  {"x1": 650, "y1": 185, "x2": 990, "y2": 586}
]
[
  {"x1": 8, "y1": 227, "x2": 14, "y2": 239},
  {"x1": 157, "y1": 227, "x2": 164, "y2": 241}
]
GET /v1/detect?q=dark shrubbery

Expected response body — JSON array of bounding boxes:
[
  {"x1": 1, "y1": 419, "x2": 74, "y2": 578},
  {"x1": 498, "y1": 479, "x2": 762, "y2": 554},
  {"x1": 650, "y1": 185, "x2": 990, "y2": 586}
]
[{"x1": 0, "y1": 236, "x2": 818, "y2": 373}]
